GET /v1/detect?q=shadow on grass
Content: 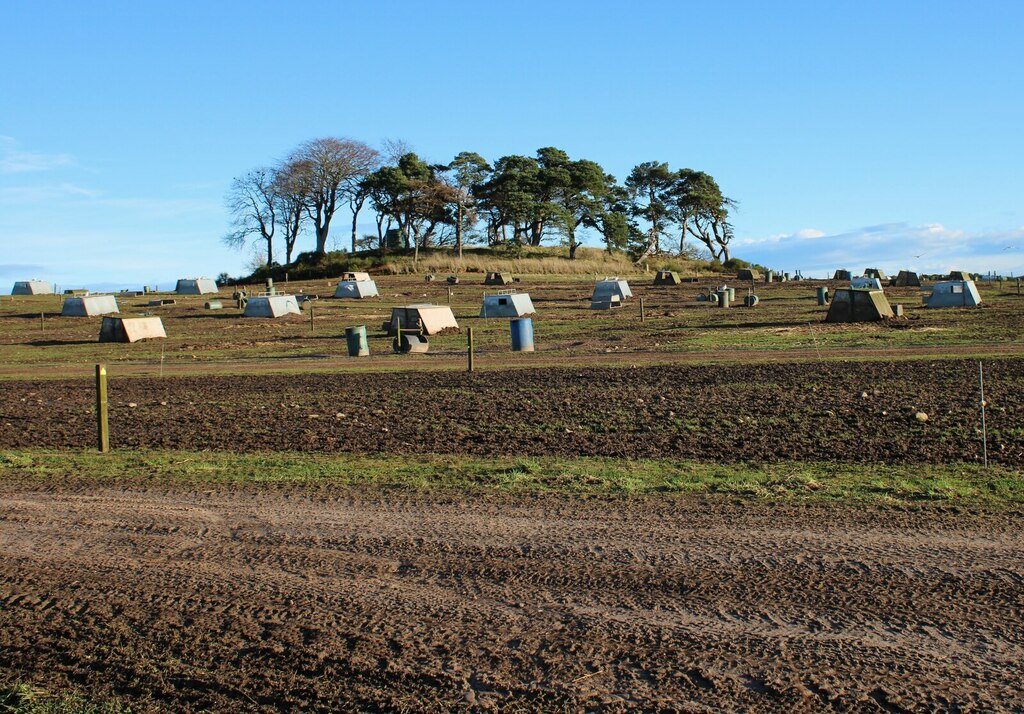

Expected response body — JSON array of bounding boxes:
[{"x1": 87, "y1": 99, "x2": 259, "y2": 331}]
[
  {"x1": 27, "y1": 339, "x2": 96, "y2": 346},
  {"x1": 175, "y1": 312, "x2": 248, "y2": 320},
  {"x1": 697, "y1": 320, "x2": 809, "y2": 330}
]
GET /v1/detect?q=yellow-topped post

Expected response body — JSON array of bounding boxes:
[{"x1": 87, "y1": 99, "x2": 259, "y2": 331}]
[{"x1": 95, "y1": 364, "x2": 109, "y2": 453}]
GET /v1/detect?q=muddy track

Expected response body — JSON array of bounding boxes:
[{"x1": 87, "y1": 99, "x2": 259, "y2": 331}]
[
  {"x1": 0, "y1": 482, "x2": 1022, "y2": 712},
  {"x1": 2, "y1": 358, "x2": 1022, "y2": 466}
]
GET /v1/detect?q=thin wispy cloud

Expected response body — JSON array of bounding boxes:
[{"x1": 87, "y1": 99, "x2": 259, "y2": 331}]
[
  {"x1": 0, "y1": 183, "x2": 102, "y2": 204},
  {"x1": 0, "y1": 136, "x2": 75, "y2": 173},
  {"x1": 0, "y1": 263, "x2": 47, "y2": 277},
  {"x1": 93, "y1": 197, "x2": 221, "y2": 217}
]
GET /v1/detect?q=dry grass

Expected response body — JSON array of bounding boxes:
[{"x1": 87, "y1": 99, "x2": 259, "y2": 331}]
[{"x1": 378, "y1": 247, "x2": 708, "y2": 277}]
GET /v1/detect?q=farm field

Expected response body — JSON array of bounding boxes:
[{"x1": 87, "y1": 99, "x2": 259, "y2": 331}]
[
  {"x1": 1, "y1": 273, "x2": 1022, "y2": 379},
  {"x1": 2, "y1": 272, "x2": 1023, "y2": 712}
]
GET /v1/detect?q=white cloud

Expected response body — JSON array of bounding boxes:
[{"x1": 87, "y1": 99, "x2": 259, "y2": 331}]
[
  {"x1": 0, "y1": 136, "x2": 75, "y2": 173},
  {"x1": 794, "y1": 228, "x2": 825, "y2": 239},
  {"x1": 737, "y1": 222, "x2": 1024, "y2": 277}
]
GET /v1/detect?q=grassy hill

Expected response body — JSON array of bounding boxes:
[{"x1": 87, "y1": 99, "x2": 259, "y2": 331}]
[{"x1": 238, "y1": 246, "x2": 729, "y2": 284}]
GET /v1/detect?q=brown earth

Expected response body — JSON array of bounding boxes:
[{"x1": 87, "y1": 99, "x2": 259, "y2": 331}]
[
  {"x1": 1, "y1": 481, "x2": 1022, "y2": 712},
  {"x1": 2, "y1": 358, "x2": 1022, "y2": 466}
]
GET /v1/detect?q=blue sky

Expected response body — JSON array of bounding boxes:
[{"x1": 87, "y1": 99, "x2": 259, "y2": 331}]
[{"x1": 2, "y1": 0, "x2": 1022, "y2": 288}]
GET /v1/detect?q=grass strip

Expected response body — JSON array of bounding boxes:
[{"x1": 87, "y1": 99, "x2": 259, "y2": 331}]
[
  {"x1": 0, "y1": 683, "x2": 130, "y2": 713},
  {"x1": 2, "y1": 449, "x2": 1022, "y2": 507}
]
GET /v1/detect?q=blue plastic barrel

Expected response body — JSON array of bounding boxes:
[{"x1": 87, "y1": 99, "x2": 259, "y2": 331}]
[
  {"x1": 510, "y1": 317, "x2": 535, "y2": 352},
  {"x1": 345, "y1": 325, "x2": 369, "y2": 357}
]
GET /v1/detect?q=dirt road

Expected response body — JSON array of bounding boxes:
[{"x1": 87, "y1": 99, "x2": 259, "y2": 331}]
[{"x1": 1, "y1": 481, "x2": 1021, "y2": 712}]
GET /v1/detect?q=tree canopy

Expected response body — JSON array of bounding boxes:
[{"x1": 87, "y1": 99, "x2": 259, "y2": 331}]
[{"x1": 224, "y1": 139, "x2": 737, "y2": 265}]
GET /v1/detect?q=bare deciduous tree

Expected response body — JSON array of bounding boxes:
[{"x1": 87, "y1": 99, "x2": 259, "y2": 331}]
[
  {"x1": 223, "y1": 167, "x2": 278, "y2": 265},
  {"x1": 273, "y1": 160, "x2": 308, "y2": 265},
  {"x1": 287, "y1": 137, "x2": 379, "y2": 256}
]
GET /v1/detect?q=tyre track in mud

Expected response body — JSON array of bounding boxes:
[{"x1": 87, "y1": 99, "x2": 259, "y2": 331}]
[
  {"x1": 2, "y1": 358, "x2": 1023, "y2": 466},
  {"x1": 1, "y1": 483, "x2": 1022, "y2": 712}
]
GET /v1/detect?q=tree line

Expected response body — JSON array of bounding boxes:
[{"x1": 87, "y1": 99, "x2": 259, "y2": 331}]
[{"x1": 224, "y1": 137, "x2": 738, "y2": 267}]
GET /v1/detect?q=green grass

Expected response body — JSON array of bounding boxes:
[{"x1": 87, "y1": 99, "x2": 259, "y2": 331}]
[
  {"x1": 1, "y1": 277, "x2": 1021, "y2": 381},
  {"x1": 3, "y1": 449, "x2": 1022, "y2": 506},
  {"x1": 0, "y1": 684, "x2": 130, "y2": 714}
]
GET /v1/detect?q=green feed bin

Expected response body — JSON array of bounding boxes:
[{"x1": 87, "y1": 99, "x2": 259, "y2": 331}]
[{"x1": 345, "y1": 325, "x2": 369, "y2": 357}]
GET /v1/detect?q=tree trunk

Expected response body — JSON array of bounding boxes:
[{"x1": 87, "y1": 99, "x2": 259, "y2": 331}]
[
  {"x1": 634, "y1": 241, "x2": 656, "y2": 263},
  {"x1": 455, "y1": 200, "x2": 463, "y2": 260},
  {"x1": 530, "y1": 219, "x2": 543, "y2": 246},
  {"x1": 350, "y1": 205, "x2": 360, "y2": 254},
  {"x1": 285, "y1": 241, "x2": 294, "y2": 265}
]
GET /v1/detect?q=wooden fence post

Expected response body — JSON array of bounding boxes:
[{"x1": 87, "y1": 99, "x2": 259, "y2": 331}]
[
  {"x1": 467, "y1": 326, "x2": 475, "y2": 372},
  {"x1": 96, "y1": 364, "x2": 109, "y2": 453}
]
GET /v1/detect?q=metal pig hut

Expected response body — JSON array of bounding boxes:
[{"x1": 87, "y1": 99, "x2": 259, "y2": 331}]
[
  {"x1": 11, "y1": 280, "x2": 52, "y2": 295},
  {"x1": 385, "y1": 304, "x2": 459, "y2": 335},
  {"x1": 925, "y1": 280, "x2": 982, "y2": 308},
  {"x1": 62, "y1": 295, "x2": 120, "y2": 317},
  {"x1": 244, "y1": 294, "x2": 301, "y2": 317},
  {"x1": 593, "y1": 278, "x2": 632, "y2": 299},
  {"x1": 591, "y1": 278, "x2": 632, "y2": 309},
  {"x1": 484, "y1": 272, "x2": 514, "y2": 286},
  {"x1": 334, "y1": 279, "x2": 379, "y2": 298},
  {"x1": 824, "y1": 288, "x2": 894, "y2": 322},
  {"x1": 851, "y1": 276, "x2": 883, "y2": 290},
  {"x1": 480, "y1": 292, "x2": 535, "y2": 318},
  {"x1": 653, "y1": 270, "x2": 681, "y2": 285},
  {"x1": 891, "y1": 270, "x2": 921, "y2": 287},
  {"x1": 175, "y1": 278, "x2": 219, "y2": 295},
  {"x1": 99, "y1": 316, "x2": 167, "y2": 343},
  {"x1": 736, "y1": 269, "x2": 763, "y2": 281},
  {"x1": 832, "y1": 269, "x2": 852, "y2": 281}
]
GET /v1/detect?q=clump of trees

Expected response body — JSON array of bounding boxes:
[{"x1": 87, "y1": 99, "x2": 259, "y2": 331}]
[{"x1": 224, "y1": 137, "x2": 737, "y2": 266}]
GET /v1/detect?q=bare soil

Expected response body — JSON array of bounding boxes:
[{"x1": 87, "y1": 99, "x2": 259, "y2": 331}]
[
  {"x1": 2, "y1": 358, "x2": 1022, "y2": 466},
  {"x1": 1, "y1": 481, "x2": 1021, "y2": 712}
]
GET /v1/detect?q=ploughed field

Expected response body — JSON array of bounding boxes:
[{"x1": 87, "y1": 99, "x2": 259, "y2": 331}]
[
  {"x1": 2, "y1": 358, "x2": 1022, "y2": 466},
  {"x1": 2, "y1": 482, "x2": 1023, "y2": 712}
]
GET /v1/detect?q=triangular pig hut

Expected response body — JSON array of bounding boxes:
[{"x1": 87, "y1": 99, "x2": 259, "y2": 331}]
[
  {"x1": 824, "y1": 288, "x2": 895, "y2": 322},
  {"x1": 61, "y1": 295, "x2": 120, "y2": 317},
  {"x1": 925, "y1": 280, "x2": 982, "y2": 308},
  {"x1": 385, "y1": 304, "x2": 459, "y2": 335},
  {"x1": 175, "y1": 278, "x2": 218, "y2": 295},
  {"x1": 11, "y1": 280, "x2": 52, "y2": 295},
  {"x1": 480, "y1": 292, "x2": 535, "y2": 318},
  {"x1": 891, "y1": 270, "x2": 921, "y2": 287},
  {"x1": 99, "y1": 317, "x2": 167, "y2": 343}
]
